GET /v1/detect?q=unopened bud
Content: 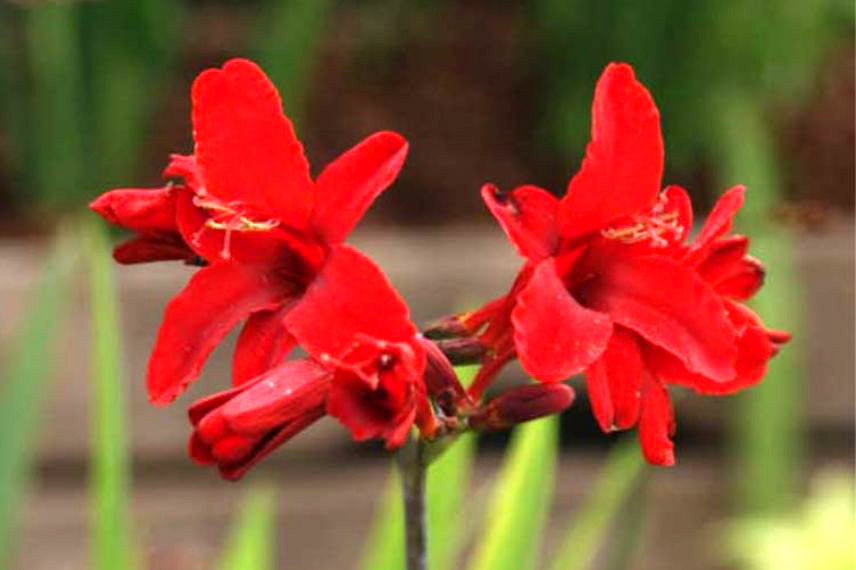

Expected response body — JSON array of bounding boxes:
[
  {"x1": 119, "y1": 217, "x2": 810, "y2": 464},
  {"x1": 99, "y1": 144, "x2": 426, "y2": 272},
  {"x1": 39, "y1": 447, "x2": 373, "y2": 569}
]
[
  {"x1": 469, "y1": 383, "x2": 574, "y2": 431},
  {"x1": 433, "y1": 337, "x2": 486, "y2": 365},
  {"x1": 419, "y1": 338, "x2": 468, "y2": 415},
  {"x1": 423, "y1": 314, "x2": 472, "y2": 339}
]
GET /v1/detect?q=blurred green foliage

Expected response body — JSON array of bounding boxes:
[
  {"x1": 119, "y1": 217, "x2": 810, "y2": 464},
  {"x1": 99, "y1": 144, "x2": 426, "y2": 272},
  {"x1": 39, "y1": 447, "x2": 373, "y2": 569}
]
[
  {"x1": 726, "y1": 471, "x2": 855, "y2": 570},
  {"x1": 0, "y1": 1, "x2": 182, "y2": 212},
  {"x1": 84, "y1": 220, "x2": 138, "y2": 570},
  {"x1": 217, "y1": 486, "x2": 277, "y2": 570},
  {"x1": 0, "y1": 229, "x2": 77, "y2": 568},
  {"x1": 529, "y1": 0, "x2": 853, "y2": 178}
]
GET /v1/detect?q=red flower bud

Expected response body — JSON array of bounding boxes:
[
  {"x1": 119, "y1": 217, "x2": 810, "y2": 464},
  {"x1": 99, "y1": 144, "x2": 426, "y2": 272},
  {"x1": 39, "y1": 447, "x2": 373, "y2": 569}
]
[
  {"x1": 432, "y1": 337, "x2": 487, "y2": 365},
  {"x1": 422, "y1": 314, "x2": 473, "y2": 339},
  {"x1": 419, "y1": 338, "x2": 468, "y2": 416},
  {"x1": 469, "y1": 383, "x2": 574, "y2": 431},
  {"x1": 188, "y1": 359, "x2": 330, "y2": 480}
]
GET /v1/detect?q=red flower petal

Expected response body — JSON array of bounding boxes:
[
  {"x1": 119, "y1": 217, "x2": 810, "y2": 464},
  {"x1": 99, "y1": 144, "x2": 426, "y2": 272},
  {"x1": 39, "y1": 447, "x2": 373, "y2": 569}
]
[
  {"x1": 644, "y1": 300, "x2": 774, "y2": 395},
  {"x1": 482, "y1": 184, "x2": 559, "y2": 262},
  {"x1": 638, "y1": 372, "x2": 675, "y2": 466},
  {"x1": 585, "y1": 327, "x2": 643, "y2": 432},
  {"x1": 192, "y1": 59, "x2": 314, "y2": 228},
  {"x1": 661, "y1": 185, "x2": 693, "y2": 244},
  {"x1": 90, "y1": 187, "x2": 178, "y2": 233},
  {"x1": 113, "y1": 233, "x2": 196, "y2": 264},
  {"x1": 312, "y1": 131, "x2": 409, "y2": 243},
  {"x1": 684, "y1": 185, "x2": 745, "y2": 264},
  {"x1": 147, "y1": 262, "x2": 293, "y2": 405},
  {"x1": 558, "y1": 63, "x2": 664, "y2": 242},
  {"x1": 326, "y1": 370, "x2": 417, "y2": 449},
  {"x1": 232, "y1": 305, "x2": 296, "y2": 386},
  {"x1": 511, "y1": 258, "x2": 613, "y2": 382},
  {"x1": 223, "y1": 359, "x2": 331, "y2": 434},
  {"x1": 579, "y1": 252, "x2": 737, "y2": 382},
  {"x1": 284, "y1": 244, "x2": 416, "y2": 360}
]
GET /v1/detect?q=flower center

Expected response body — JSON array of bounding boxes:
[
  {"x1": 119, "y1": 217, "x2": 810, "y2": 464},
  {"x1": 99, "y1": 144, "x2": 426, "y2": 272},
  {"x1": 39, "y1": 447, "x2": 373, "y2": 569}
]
[
  {"x1": 600, "y1": 195, "x2": 683, "y2": 247},
  {"x1": 192, "y1": 195, "x2": 280, "y2": 259}
]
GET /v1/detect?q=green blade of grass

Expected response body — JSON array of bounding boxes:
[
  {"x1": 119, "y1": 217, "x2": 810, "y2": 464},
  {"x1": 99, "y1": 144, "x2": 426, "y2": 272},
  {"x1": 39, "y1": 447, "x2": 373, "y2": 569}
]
[
  {"x1": 547, "y1": 438, "x2": 645, "y2": 570},
  {"x1": 83, "y1": 220, "x2": 136, "y2": 570},
  {"x1": 427, "y1": 432, "x2": 476, "y2": 570},
  {"x1": 359, "y1": 467, "x2": 405, "y2": 570},
  {"x1": 217, "y1": 486, "x2": 277, "y2": 570},
  {"x1": 467, "y1": 415, "x2": 558, "y2": 570},
  {"x1": 0, "y1": 230, "x2": 78, "y2": 566}
]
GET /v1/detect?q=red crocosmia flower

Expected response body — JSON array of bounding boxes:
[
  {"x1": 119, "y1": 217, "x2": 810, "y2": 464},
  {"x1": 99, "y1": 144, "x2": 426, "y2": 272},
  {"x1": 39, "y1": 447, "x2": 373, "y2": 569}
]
[
  {"x1": 468, "y1": 63, "x2": 789, "y2": 465},
  {"x1": 187, "y1": 245, "x2": 431, "y2": 478},
  {"x1": 90, "y1": 59, "x2": 411, "y2": 405},
  {"x1": 284, "y1": 245, "x2": 436, "y2": 449}
]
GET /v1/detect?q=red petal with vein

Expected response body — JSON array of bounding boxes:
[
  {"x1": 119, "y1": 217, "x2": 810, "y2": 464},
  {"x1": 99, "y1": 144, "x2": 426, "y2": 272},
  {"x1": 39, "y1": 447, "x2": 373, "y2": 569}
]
[
  {"x1": 693, "y1": 236, "x2": 765, "y2": 300},
  {"x1": 90, "y1": 187, "x2": 177, "y2": 232},
  {"x1": 645, "y1": 301, "x2": 773, "y2": 395},
  {"x1": 232, "y1": 305, "x2": 296, "y2": 386},
  {"x1": 580, "y1": 252, "x2": 737, "y2": 382},
  {"x1": 285, "y1": 244, "x2": 416, "y2": 360},
  {"x1": 558, "y1": 63, "x2": 664, "y2": 241},
  {"x1": 715, "y1": 257, "x2": 765, "y2": 300},
  {"x1": 512, "y1": 258, "x2": 613, "y2": 382},
  {"x1": 585, "y1": 327, "x2": 642, "y2": 432},
  {"x1": 638, "y1": 373, "x2": 675, "y2": 466},
  {"x1": 113, "y1": 233, "x2": 195, "y2": 264},
  {"x1": 312, "y1": 131, "x2": 408, "y2": 243},
  {"x1": 147, "y1": 262, "x2": 291, "y2": 404},
  {"x1": 192, "y1": 59, "x2": 314, "y2": 227},
  {"x1": 482, "y1": 184, "x2": 560, "y2": 262},
  {"x1": 684, "y1": 186, "x2": 745, "y2": 264},
  {"x1": 224, "y1": 359, "x2": 331, "y2": 433}
]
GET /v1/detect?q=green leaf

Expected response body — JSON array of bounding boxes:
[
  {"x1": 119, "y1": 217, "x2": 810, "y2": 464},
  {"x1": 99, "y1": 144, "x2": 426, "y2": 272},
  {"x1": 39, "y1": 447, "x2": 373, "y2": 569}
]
[
  {"x1": 218, "y1": 486, "x2": 278, "y2": 570},
  {"x1": 467, "y1": 415, "x2": 558, "y2": 570},
  {"x1": 0, "y1": 229, "x2": 78, "y2": 567},
  {"x1": 83, "y1": 220, "x2": 137, "y2": 570},
  {"x1": 548, "y1": 438, "x2": 645, "y2": 570}
]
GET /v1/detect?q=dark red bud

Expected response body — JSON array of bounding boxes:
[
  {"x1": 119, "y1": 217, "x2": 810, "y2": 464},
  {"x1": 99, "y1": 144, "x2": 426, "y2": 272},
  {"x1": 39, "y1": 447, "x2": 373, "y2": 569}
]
[
  {"x1": 469, "y1": 383, "x2": 574, "y2": 431},
  {"x1": 433, "y1": 337, "x2": 486, "y2": 365},
  {"x1": 419, "y1": 337, "x2": 468, "y2": 415},
  {"x1": 423, "y1": 314, "x2": 472, "y2": 339}
]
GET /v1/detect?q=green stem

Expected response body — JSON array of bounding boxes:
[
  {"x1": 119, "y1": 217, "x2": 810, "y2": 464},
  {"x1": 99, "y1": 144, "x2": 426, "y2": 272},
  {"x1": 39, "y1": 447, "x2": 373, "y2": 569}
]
[{"x1": 399, "y1": 437, "x2": 427, "y2": 570}]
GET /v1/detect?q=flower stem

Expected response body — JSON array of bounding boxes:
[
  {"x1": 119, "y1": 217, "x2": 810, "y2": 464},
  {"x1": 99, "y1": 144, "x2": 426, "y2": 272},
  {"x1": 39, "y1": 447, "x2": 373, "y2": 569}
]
[{"x1": 399, "y1": 437, "x2": 427, "y2": 570}]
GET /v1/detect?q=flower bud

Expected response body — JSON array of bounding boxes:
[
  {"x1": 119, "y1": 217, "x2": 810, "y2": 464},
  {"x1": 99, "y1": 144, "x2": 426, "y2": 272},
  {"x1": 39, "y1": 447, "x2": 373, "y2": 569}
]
[
  {"x1": 469, "y1": 383, "x2": 574, "y2": 431},
  {"x1": 422, "y1": 314, "x2": 472, "y2": 339},
  {"x1": 419, "y1": 337, "x2": 468, "y2": 415},
  {"x1": 433, "y1": 337, "x2": 486, "y2": 365}
]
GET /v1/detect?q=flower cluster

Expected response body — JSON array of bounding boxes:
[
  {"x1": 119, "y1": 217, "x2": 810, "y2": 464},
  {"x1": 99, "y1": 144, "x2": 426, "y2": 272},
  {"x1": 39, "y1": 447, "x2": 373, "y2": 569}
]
[{"x1": 91, "y1": 59, "x2": 787, "y2": 479}]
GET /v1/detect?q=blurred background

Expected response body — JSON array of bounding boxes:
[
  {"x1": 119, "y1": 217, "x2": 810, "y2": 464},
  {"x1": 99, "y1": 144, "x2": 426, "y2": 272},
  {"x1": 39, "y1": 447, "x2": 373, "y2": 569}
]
[{"x1": 0, "y1": 1, "x2": 853, "y2": 569}]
